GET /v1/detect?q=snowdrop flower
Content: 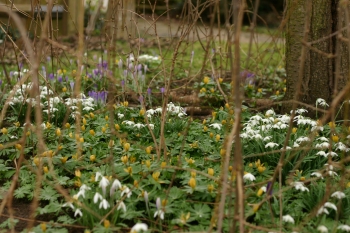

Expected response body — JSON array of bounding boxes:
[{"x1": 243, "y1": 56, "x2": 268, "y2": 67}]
[
  {"x1": 93, "y1": 192, "x2": 103, "y2": 204},
  {"x1": 282, "y1": 214, "x2": 295, "y2": 224},
  {"x1": 316, "y1": 98, "x2": 329, "y2": 107},
  {"x1": 296, "y1": 136, "x2": 310, "y2": 143},
  {"x1": 134, "y1": 123, "x2": 145, "y2": 129},
  {"x1": 123, "y1": 120, "x2": 135, "y2": 126},
  {"x1": 265, "y1": 109, "x2": 275, "y2": 116},
  {"x1": 117, "y1": 201, "x2": 127, "y2": 212},
  {"x1": 311, "y1": 172, "x2": 323, "y2": 179},
  {"x1": 99, "y1": 199, "x2": 110, "y2": 209},
  {"x1": 291, "y1": 182, "x2": 309, "y2": 192},
  {"x1": 324, "y1": 202, "x2": 337, "y2": 211},
  {"x1": 130, "y1": 223, "x2": 148, "y2": 233},
  {"x1": 74, "y1": 208, "x2": 83, "y2": 217},
  {"x1": 337, "y1": 225, "x2": 350, "y2": 232},
  {"x1": 147, "y1": 124, "x2": 154, "y2": 130},
  {"x1": 315, "y1": 142, "x2": 330, "y2": 149},
  {"x1": 62, "y1": 202, "x2": 75, "y2": 210},
  {"x1": 243, "y1": 173, "x2": 256, "y2": 182},
  {"x1": 118, "y1": 113, "x2": 124, "y2": 119},
  {"x1": 210, "y1": 123, "x2": 222, "y2": 130},
  {"x1": 121, "y1": 186, "x2": 132, "y2": 198},
  {"x1": 99, "y1": 176, "x2": 110, "y2": 195},
  {"x1": 326, "y1": 151, "x2": 338, "y2": 157},
  {"x1": 253, "y1": 134, "x2": 263, "y2": 140},
  {"x1": 317, "y1": 206, "x2": 329, "y2": 216},
  {"x1": 154, "y1": 197, "x2": 164, "y2": 220},
  {"x1": 110, "y1": 179, "x2": 122, "y2": 196},
  {"x1": 294, "y1": 108, "x2": 308, "y2": 115},
  {"x1": 335, "y1": 142, "x2": 348, "y2": 152},
  {"x1": 263, "y1": 136, "x2": 272, "y2": 141},
  {"x1": 316, "y1": 151, "x2": 327, "y2": 157},
  {"x1": 76, "y1": 184, "x2": 91, "y2": 199},
  {"x1": 317, "y1": 137, "x2": 329, "y2": 142},
  {"x1": 293, "y1": 142, "x2": 300, "y2": 148},
  {"x1": 83, "y1": 106, "x2": 94, "y2": 111},
  {"x1": 331, "y1": 191, "x2": 346, "y2": 199},
  {"x1": 317, "y1": 225, "x2": 328, "y2": 233},
  {"x1": 265, "y1": 142, "x2": 279, "y2": 149}
]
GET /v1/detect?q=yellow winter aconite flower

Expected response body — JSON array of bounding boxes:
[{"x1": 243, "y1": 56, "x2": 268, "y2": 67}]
[
  {"x1": 328, "y1": 121, "x2": 335, "y2": 128},
  {"x1": 207, "y1": 184, "x2": 214, "y2": 193},
  {"x1": 124, "y1": 166, "x2": 132, "y2": 175},
  {"x1": 115, "y1": 124, "x2": 120, "y2": 131},
  {"x1": 203, "y1": 126, "x2": 208, "y2": 132},
  {"x1": 41, "y1": 223, "x2": 47, "y2": 232},
  {"x1": 220, "y1": 148, "x2": 226, "y2": 157},
  {"x1": 75, "y1": 179, "x2": 82, "y2": 187},
  {"x1": 89, "y1": 130, "x2": 95, "y2": 136},
  {"x1": 257, "y1": 165, "x2": 266, "y2": 173},
  {"x1": 46, "y1": 122, "x2": 51, "y2": 129},
  {"x1": 60, "y1": 157, "x2": 68, "y2": 164},
  {"x1": 187, "y1": 158, "x2": 195, "y2": 165},
  {"x1": 252, "y1": 204, "x2": 261, "y2": 213},
  {"x1": 105, "y1": 115, "x2": 109, "y2": 121},
  {"x1": 124, "y1": 143, "x2": 130, "y2": 152},
  {"x1": 104, "y1": 220, "x2": 110, "y2": 229},
  {"x1": 162, "y1": 199, "x2": 167, "y2": 207},
  {"x1": 218, "y1": 77, "x2": 223, "y2": 83},
  {"x1": 203, "y1": 76, "x2": 210, "y2": 84},
  {"x1": 65, "y1": 123, "x2": 70, "y2": 129},
  {"x1": 134, "y1": 180, "x2": 139, "y2": 188},
  {"x1": 123, "y1": 101, "x2": 129, "y2": 107},
  {"x1": 257, "y1": 88, "x2": 262, "y2": 93},
  {"x1": 275, "y1": 90, "x2": 280, "y2": 96},
  {"x1": 90, "y1": 155, "x2": 96, "y2": 162},
  {"x1": 221, "y1": 120, "x2": 227, "y2": 125},
  {"x1": 332, "y1": 135, "x2": 339, "y2": 143},
  {"x1": 229, "y1": 166, "x2": 233, "y2": 172},
  {"x1": 191, "y1": 171, "x2": 196, "y2": 178},
  {"x1": 257, "y1": 188, "x2": 264, "y2": 197},
  {"x1": 200, "y1": 87, "x2": 206, "y2": 94},
  {"x1": 108, "y1": 140, "x2": 114, "y2": 148},
  {"x1": 1, "y1": 128, "x2": 8, "y2": 135},
  {"x1": 62, "y1": 87, "x2": 67, "y2": 92},
  {"x1": 56, "y1": 128, "x2": 61, "y2": 136},
  {"x1": 188, "y1": 177, "x2": 196, "y2": 189},
  {"x1": 90, "y1": 112, "x2": 95, "y2": 118},
  {"x1": 161, "y1": 161, "x2": 167, "y2": 169},
  {"x1": 121, "y1": 155, "x2": 128, "y2": 164},
  {"x1": 75, "y1": 170, "x2": 81, "y2": 178},
  {"x1": 139, "y1": 108, "x2": 145, "y2": 116},
  {"x1": 15, "y1": 144, "x2": 22, "y2": 150},
  {"x1": 14, "y1": 122, "x2": 20, "y2": 127},
  {"x1": 81, "y1": 125, "x2": 86, "y2": 131},
  {"x1": 210, "y1": 88, "x2": 215, "y2": 93},
  {"x1": 43, "y1": 166, "x2": 49, "y2": 174},
  {"x1": 145, "y1": 160, "x2": 151, "y2": 168},
  {"x1": 83, "y1": 118, "x2": 87, "y2": 125},
  {"x1": 292, "y1": 127, "x2": 297, "y2": 134},
  {"x1": 79, "y1": 137, "x2": 84, "y2": 143},
  {"x1": 101, "y1": 127, "x2": 106, "y2": 133},
  {"x1": 145, "y1": 146, "x2": 152, "y2": 154},
  {"x1": 215, "y1": 134, "x2": 220, "y2": 142},
  {"x1": 130, "y1": 156, "x2": 136, "y2": 163},
  {"x1": 209, "y1": 132, "x2": 214, "y2": 138},
  {"x1": 33, "y1": 157, "x2": 40, "y2": 166},
  {"x1": 26, "y1": 131, "x2": 31, "y2": 136},
  {"x1": 208, "y1": 168, "x2": 214, "y2": 176},
  {"x1": 152, "y1": 171, "x2": 160, "y2": 181}
]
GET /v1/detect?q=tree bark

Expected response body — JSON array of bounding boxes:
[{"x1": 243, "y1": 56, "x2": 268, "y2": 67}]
[{"x1": 284, "y1": 0, "x2": 348, "y2": 116}]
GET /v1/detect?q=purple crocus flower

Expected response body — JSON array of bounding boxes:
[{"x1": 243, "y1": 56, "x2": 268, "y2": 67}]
[
  {"x1": 0, "y1": 80, "x2": 2, "y2": 86},
  {"x1": 139, "y1": 95, "x2": 144, "y2": 104},
  {"x1": 123, "y1": 70, "x2": 128, "y2": 77},
  {"x1": 70, "y1": 81, "x2": 74, "y2": 90},
  {"x1": 137, "y1": 64, "x2": 142, "y2": 71},
  {"x1": 9, "y1": 71, "x2": 13, "y2": 77},
  {"x1": 147, "y1": 88, "x2": 151, "y2": 95},
  {"x1": 266, "y1": 181, "x2": 273, "y2": 196},
  {"x1": 102, "y1": 61, "x2": 108, "y2": 69},
  {"x1": 19, "y1": 62, "x2": 23, "y2": 70},
  {"x1": 160, "y1": 87, "x2": 165, "y2": 94},
  {"x1": 57, "y1": 75, "x2": 63, "y2": 83},
  {"x1": 48, "y1": 73, "x2": 54, "y2": 80},
  {"x1": 121, "y1": 80, "x2": 125, "y2": 87}
]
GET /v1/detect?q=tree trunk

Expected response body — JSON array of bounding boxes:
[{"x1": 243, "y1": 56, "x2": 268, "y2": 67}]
[{"x1": 284, "y1": 0, "x2": 348, "y2": 116}]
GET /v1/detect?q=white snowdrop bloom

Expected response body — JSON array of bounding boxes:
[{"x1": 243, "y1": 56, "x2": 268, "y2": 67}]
[
  {"x1": 335, "y1": 142, "x2": 348, "y2": 152},
  {"x1": 118, "y1": 113, "x2": 125, "y2": 119},
  {"x1": 316, "y1": 151, "x2": 327, "y2": 157},
  {"x1": 265, "y1": 142, "x2": 279, "y2": 149},
  {"x1": 328, "y1": 171, "x2": 338, "y2": 177},
  {"x1": 317, "y1": 206, "x2": 329, "y2": 216},
  {"x1": 62, "y1": 202, "x2": 75, "y2": 210},
  {"x1": 291, "y1": 182, "x2": 309, "y2": 192},
  {"x1": 99, "y1": 176, "x2": 110, "y2": 195},
  {"x1": 311, "y1": 172, "x2": 323, "y2": 178},
  {"x1": 331, "y1": 191, "x2": 346, "y2": 199},
  {"x1": 265, "y1": 109, "x2": 275, "y2": 116},
  {"x1": 146, "y1": 109, "x2": 156, "y2": 116},
  {"x1": 210, "y1": 123, "x2": 222, "y2": 130},
  {"x1": 317, "y1": 225, "x2": 328, "y2": 233},
  {"x1": 293, "y1": 142, "x2": 300, "y2": 148},
  {"x1": 243, "y1": 173, "x2": 256, "y2": 182},
  {"x1": 324, "y1": 163, "x2": 334, "y2": 171},
  {"x1": 99, "y1": 199, "x2": 110, "y2": 209},
  {"x1": 178, "y1": 112, "x2": 187, "y2": 117},
  {"x1": 282, "y1": 214, "x2": 295, "y2": 224},
  {"x1": 285, "y1": 146, "x2": 292, "y2": 150},
  {"x1": 123, "y1": 120, "x2": 135, "y2": 126},
  {"x1": 130, "y1": 223, "x2": 148, "y2": 233},
  {"x1": 263, "y1": 136, "x2": 272, "y2": 141},
  {"x1": 134, "y1": 123, "x2": 145, "y2": 129},
  {"x1": 311, "y1": 125, "x2": 324, "y2": 132},
  {"x1": 117, "y1": 201, "x2": 127, "y2": 212},
  {"x1": 240, "y1": 133, "x2": 249, "y2": 139},
  {"x1": 316, "y1": 98, "x2": 329, "y2": 107},
  {"x1": 83, "y1": 106, "x2": 94, "y2": 111},
  {"x1": 74, "y1": 208, "x2": 83, "y2": 217},
  {"x1": 294, "y1": 108, "x2": 308, "y2": 115},
  {"x1": 250, "y1": 115, "x2": 263, "y2": 122},
  {"x1": 253, "y1": 134, "x2": 263, "y2": 140},
  {"x1": 326, "y1": 151, "x2": 338, "y2": 157},
  {"x1": 337, "y1": 225, "x2": 350, "y2": 232},
  {"x1": 155, "y1": 107, "x2": 162, "y2": 113},
  {"x1": 278, "y1": 123, "x2": 288, "y2": 129},
  {"x1": 93, "y1": 192, "x2": 103, "y2": 204},
  {"x1": 76, "y1": 184, "x2": 91, "y2": 199},
  {"x1": 154, "y1": 209, "x2": 165, "y2": 220},
  {"x1": 296, "y1": 136, "x2": 310, "y2": 143},
  {"x1": 324, "y1": 202, "x2": 337, "y2": 211},
  {"x1": 317, "y1": 137, "x2": 329, "y2": 142},
  {"x1": 315, "y1": 142, "x2": 330, "y2": 149},
  {"x1": 70, "y1": 106, "x2": 78, "y2": 111},
  {"x1": 147, "y1": 124, "x2": 154, "y2": 130},
  {"x1": 121, "y1": 186, "x2": 132, "y2": 198},
  {"x1": 110, "y1": 179, "x2": 122, "y2": 197}
]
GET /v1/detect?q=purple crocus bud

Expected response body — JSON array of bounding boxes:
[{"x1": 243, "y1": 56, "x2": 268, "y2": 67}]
[
  {"x1": 121, "y1": 80, "x2": 125, "y2": 87},
  {"x1": 9, "y1": 71, "x2": 13, "y2": 77},
  {"x1": 48, "y1": 73, "x2": 54, "y2": 80},
  {"x1": 160, "y1": 87, "x2": 165, "y2": 94},
  {"x1": 118, "y1": 59, "x2": 123, "y2": 69},
  {"x1": 19, "y1": 62, "x2": 23, "y2": 70},
  {"x1": 57, "y1": 75, "x2": 63, "y2": 83},
  {"x1": 266, "y1": 181, "x2": 273, "y2": 196},
  {"x1": 139, "y1": 95, "x2": 144, "y2": 104},
  {"x1": 70, "y1": 81, "x2": 74, "y2": 90},
  {"x1": 46, "y1": 56, "x2": 51, "y2": 62},
  {"x1": 128, "y1": 63, "x2": 133, "y2": 70},
  {"x1": 102, "y1": 61, "x2": 108, "y2": 69},
  {"x1": 65, "y1": 76, "x2": 69, "y2": 82},
  {"x1": 137, "y1": 64, "x2": 142, "y2": 71},
  {"x1": 147, "y1": 88, "x2": 151, "y2": 95},
  {"x1": 41, "y1": 66, "x2": 45, "y2": 71},
  {"x1": 123, "y1": 70, "x2": 128, "y2": 77},
  {"x1": 0, "y1": 80, "x2": 2, "y2": 86}
]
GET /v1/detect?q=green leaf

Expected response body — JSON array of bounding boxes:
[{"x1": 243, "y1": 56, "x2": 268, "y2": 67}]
[
  {"x1": 40, "y1": 186, "x2": 60, "y2": 201},
  {"x1": 14, "y1": 184, "x2": 32, "y2": 199}
]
